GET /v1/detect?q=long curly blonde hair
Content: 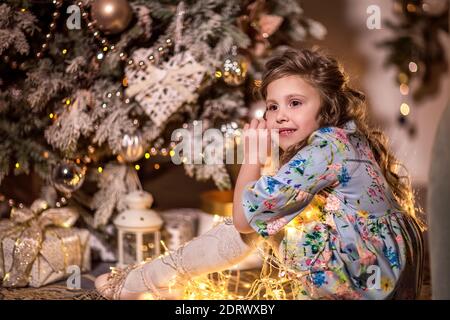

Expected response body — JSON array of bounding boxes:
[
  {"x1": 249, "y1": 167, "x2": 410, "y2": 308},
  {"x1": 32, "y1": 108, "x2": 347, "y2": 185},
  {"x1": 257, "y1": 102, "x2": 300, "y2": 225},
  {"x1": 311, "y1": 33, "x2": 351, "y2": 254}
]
[{"x1": 260, "y1": 48, "x2": 425, "y2": 230}]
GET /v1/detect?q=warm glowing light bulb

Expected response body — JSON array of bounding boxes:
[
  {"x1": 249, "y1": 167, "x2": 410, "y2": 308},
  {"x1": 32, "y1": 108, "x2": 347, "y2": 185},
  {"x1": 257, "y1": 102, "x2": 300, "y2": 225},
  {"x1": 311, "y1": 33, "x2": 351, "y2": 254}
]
[
  {"x1": 400, "y1": 83, "x2": 409, "y2": 95},
  {"x1": 400, "y1": 103, "x2": 410, "y2": 116},
  {"x1": 408, "y1": 62, "x2": 418, "y2": 73},
  {"x1": 398, "y1": 72, "x2": 408, "y2": 84}
]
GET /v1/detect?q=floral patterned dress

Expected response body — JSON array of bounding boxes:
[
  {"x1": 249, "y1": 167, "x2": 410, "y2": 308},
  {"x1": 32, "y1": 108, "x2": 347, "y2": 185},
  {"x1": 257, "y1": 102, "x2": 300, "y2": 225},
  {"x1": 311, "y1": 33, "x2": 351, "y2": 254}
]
[{"x1": 242, "y1": 120, "x2": 424, "y2": 300}]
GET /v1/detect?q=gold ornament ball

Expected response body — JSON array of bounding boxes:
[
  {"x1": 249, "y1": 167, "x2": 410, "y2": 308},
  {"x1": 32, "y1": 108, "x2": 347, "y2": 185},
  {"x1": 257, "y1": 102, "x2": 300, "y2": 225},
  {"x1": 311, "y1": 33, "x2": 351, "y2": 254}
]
[
  {"x1": 91, "y1": 0, "x2": 133, "y2": 35},
  {"x1": 119, "y1": 133, "x2": 145, "y2": 162},
  {"x1": 222, "y1": 54, "x2": 249, "y2": 86}
]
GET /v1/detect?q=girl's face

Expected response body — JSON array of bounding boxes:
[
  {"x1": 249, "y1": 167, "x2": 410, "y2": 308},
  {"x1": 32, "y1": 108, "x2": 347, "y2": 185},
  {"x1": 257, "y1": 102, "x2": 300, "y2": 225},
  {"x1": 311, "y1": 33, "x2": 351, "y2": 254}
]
[{"x1": 265, "y1": 75, "x2": 322, "y2": 151}]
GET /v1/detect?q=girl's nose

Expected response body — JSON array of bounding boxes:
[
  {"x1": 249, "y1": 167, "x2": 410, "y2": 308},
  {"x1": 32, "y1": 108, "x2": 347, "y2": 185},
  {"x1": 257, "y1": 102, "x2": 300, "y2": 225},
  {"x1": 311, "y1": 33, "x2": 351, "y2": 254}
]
[{"x1": 276, "y1": 107, "x2": 288, "y2": 124}]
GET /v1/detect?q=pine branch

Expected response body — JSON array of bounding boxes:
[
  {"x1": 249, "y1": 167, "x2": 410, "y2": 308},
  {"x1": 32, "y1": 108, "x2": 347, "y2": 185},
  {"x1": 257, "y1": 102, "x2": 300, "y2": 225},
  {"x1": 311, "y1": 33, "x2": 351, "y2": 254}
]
[
  {"x1": 91, "y1": 164, "x2": 140, "y2": 228},
  {"x1": 92, "y1": 104, "x2": 134, "y2": 154},
  {"x1": 45, "y1": 90, "x2": 94, "y2": 154}
]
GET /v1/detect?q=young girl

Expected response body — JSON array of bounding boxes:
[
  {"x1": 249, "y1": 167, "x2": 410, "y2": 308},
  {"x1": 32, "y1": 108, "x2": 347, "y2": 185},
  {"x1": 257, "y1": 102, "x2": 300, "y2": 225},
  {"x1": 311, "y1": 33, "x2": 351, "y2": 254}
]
[{"x1": 95, "y1": 49, "x2": 424, "y2": 300}]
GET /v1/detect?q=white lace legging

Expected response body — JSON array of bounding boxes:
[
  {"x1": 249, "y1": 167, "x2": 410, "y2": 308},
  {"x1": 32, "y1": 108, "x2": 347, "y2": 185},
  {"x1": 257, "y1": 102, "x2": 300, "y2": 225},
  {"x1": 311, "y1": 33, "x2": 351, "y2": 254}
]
[{"x1": 143, "y1": 217, "x2": 268, "y2": 288}]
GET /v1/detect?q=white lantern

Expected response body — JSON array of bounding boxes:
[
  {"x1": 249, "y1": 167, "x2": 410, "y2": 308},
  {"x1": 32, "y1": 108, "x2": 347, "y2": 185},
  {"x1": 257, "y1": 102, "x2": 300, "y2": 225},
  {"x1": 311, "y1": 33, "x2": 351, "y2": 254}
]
[{"x1": 114, "y1": 190, "x2": 163, "y2": 267}]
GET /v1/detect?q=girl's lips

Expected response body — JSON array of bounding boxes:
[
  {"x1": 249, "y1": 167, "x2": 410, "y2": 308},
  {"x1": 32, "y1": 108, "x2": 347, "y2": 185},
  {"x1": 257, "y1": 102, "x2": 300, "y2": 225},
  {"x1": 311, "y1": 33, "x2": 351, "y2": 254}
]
[{"x1": 278, "y1": 128, "x2": 297, "y2": 137}]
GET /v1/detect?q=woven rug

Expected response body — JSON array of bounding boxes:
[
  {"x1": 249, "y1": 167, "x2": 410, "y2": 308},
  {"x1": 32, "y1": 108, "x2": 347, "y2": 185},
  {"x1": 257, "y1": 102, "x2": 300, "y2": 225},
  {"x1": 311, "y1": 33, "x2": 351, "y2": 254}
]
[
  {"x1": 0, "y1": 269, "x2": 261, "y2": 300},
  {"x1": 0, "y1": 274, "x2": 105, "y2": 300},
  {"x1": 0, "y1": 286, "x2": 105, "y2": 300}
]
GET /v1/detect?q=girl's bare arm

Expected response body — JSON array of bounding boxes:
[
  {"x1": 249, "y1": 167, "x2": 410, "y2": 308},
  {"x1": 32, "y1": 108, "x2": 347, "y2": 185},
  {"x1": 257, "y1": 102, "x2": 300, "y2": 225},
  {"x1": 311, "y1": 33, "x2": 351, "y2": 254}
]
[
  {"x1": 233, "y1": 119, "x2": 269, "y2": 234},
  {"x1": 233, "y1": 162, "x2": 261, "y2": 233}
]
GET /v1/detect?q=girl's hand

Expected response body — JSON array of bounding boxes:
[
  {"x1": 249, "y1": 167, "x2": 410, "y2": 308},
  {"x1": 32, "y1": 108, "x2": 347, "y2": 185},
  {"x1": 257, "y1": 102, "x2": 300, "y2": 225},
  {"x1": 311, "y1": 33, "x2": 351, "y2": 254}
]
[{"x1": 242, "y1": 119, "x2": 272, "y2": 167}]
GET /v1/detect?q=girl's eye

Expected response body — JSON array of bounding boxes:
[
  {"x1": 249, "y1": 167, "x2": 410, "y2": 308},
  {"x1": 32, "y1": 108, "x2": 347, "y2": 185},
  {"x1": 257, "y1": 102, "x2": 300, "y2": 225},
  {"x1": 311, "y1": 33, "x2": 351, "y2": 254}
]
[
  {"x1": 266, "y1": 104, "x2": 278, "y2": 111},
  {"x1": 290, "y1": 100, "x2": 303, "y2": 107}
]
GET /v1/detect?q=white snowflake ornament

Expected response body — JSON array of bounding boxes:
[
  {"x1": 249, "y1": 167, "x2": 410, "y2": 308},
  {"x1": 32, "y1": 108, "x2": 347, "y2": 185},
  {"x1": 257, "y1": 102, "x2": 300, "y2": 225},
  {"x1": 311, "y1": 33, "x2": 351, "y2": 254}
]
[{"x1": 125, "y1": 50, "x2": 207, "y2": 128}]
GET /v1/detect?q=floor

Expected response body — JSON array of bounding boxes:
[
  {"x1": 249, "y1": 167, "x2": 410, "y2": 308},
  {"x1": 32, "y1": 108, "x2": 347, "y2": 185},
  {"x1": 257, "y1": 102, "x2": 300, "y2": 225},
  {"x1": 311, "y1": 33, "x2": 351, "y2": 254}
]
[{"x1": 0, "y1": 260, "x2": 432, "y2": 300}]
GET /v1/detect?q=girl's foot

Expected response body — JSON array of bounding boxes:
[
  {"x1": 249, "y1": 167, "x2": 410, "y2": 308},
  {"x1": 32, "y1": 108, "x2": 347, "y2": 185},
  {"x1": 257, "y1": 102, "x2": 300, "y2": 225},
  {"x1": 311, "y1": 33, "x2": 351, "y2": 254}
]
[{"x1": 95, "y1": 263, "x2": 183, "y2": 300}]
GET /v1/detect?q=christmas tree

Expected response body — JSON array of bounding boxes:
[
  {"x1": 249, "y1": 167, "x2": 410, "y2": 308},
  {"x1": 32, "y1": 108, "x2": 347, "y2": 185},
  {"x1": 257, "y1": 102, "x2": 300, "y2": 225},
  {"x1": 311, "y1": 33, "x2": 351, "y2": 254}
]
[{"x1": 0, "y1": 0, "x2": 326, "y2": 231}]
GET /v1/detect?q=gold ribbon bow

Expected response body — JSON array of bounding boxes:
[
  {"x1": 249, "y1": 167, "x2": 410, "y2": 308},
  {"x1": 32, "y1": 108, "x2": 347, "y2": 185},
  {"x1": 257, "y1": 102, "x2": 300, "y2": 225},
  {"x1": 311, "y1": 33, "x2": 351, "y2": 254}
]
[{"x1": 0, "y1": 199, "x2": 79, "y2": 287}]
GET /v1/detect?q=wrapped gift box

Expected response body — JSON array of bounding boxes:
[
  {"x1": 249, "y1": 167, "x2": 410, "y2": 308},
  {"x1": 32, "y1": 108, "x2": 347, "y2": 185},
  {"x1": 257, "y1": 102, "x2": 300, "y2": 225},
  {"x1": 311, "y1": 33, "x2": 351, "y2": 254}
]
[
  {"x1": 0, "y1": 224, "x2": 91, "y2": 288},
  {"x1": 0, "y1": 201, "x2": 91, "y2": 288}
]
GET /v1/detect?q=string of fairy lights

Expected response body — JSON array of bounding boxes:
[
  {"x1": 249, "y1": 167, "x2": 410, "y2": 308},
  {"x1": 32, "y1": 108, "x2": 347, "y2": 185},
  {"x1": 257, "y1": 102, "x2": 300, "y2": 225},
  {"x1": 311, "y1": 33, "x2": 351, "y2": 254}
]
[
  {"x1": 394, "y1": 0, "x2": 419, "y2": 124},
  {"x1": 46, "y1": 92, "x2": 243, "y2": 176},
  {"x1": 8, "y1": 0, "x2": 175, "y2": 65},
  {"x1": 389, "y1": 0, "x2": 448, "y2": 136},
  {"x1": 7, "y1": 0, "x2": 250, "y2": 175},
  {"x1": 2, "y1": 0, "x2": 62, "y2": 68},
  {"x1": 0, "y1": 192, "x2": 70, "y2": 211},
  {"x1": 397, "y1": 61, "x2": 418, "y2": 118}
]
